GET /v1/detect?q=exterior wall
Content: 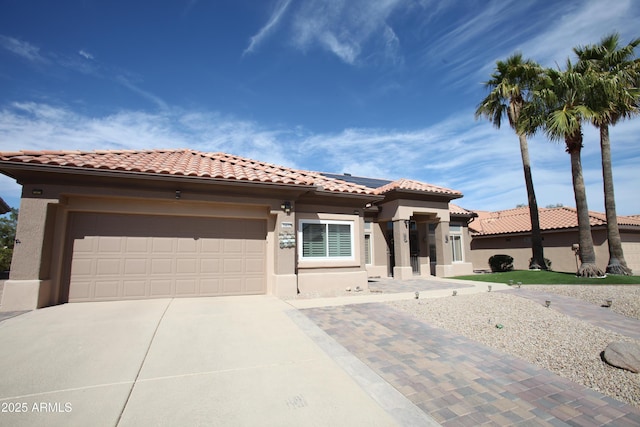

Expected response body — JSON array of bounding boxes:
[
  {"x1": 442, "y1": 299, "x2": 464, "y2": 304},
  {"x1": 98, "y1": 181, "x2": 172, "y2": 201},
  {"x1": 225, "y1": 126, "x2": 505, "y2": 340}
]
[
  {"x1": 1, "y1": 173, "x2": 474, "y2": 309},
  {"x1": 1, "y1": 180, "x2": 305, "y2": 310},
  {"x1": 621, "y1": 231, "x2": 640, "y2": 274},
  {"x1": 365, "y1": 221, "x2": 389, "y2": 278},
  {"x1": 294, "y1": 207, "x2": 368, "y2": 295},
  {"x1": 470, "y1": 228, "x2": 613, "y2": 273}
]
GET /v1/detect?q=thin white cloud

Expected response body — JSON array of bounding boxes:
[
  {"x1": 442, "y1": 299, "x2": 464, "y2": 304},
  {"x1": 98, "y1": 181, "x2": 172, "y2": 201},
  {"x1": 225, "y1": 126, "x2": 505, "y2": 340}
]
[
  {"x1": 115, "y1": 75, "x2": 169, "y2": 111},
  {"x1": 0, "y1": 102, "x2": 638, "y2": 216},
  {"x1": 243, "y1": 0, "x2": 293, "y2": 56},
  {"x1": 291, "y1": 0, "x2": 405, "y2": 64},
  {"x1": 78, "y1": 49, "x2": 94, "y2": 60},
  {"x1": 0, "y1": 35, "x2": 47, "y2": 63}
]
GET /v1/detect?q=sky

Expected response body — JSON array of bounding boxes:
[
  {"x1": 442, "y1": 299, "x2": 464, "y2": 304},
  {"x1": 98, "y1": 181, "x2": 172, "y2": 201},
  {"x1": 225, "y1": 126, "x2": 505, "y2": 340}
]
[{"x1": 0, "y1": 0, "x2": 639, "y2": 215}]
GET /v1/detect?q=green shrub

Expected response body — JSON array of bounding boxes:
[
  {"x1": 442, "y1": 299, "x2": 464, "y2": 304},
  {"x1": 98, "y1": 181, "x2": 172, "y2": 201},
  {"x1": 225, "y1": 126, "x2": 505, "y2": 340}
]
[{"x1": 489, "y1": 254, "x2": 514, "y2": 272}]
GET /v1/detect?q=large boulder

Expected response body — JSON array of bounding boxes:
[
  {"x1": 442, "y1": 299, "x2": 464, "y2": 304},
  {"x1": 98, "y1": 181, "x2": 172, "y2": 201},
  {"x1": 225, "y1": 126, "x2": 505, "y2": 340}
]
[{"x1": 603, "y1": 342, "x2": 640, "y2": 373}]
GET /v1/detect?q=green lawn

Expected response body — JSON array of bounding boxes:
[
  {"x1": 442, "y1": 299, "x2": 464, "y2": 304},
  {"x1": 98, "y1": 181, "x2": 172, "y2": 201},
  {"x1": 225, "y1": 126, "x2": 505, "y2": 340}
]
[{"x1": 450, "y1": 270, "x2": 640, "y2": 285}]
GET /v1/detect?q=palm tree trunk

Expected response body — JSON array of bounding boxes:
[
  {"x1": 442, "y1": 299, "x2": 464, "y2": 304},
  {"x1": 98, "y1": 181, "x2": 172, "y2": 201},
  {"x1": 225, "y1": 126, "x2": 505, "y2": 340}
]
[
  {"x1": 600, "y1": 125, "x2": 632, "y2": 274},
  {"x1": 518, "y1": 133, "x2": 546, "y2": 269},
  {"x1": 567, "y1": 133, "x2": 604, "y2": 277}
]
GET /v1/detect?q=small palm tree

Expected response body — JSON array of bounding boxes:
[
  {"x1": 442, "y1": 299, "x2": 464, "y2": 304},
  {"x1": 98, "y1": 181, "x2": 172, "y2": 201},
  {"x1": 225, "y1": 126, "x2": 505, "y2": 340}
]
[
  {"x1": 574, "y1": 33, "x2": 640, "y2": 275},
  {"x1": 521, "y1": 62, "x2": 605, "y2": 277},
  {"x1": 475, "y1": 53, "x2": 547, "y2": 269}
]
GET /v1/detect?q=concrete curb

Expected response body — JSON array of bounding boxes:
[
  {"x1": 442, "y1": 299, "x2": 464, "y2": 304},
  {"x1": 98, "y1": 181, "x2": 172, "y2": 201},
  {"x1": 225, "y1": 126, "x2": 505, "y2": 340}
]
[{"x1": 287, "y1": 309, "x2": 441, "y2": 427}]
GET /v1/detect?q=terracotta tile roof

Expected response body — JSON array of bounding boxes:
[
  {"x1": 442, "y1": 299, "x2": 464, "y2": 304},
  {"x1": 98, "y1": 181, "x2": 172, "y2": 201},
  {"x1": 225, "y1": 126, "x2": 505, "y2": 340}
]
[
  {"x1": 450, "y1": 204, "x2": 476, "y2": 216},
  {"x1": 469, "y1": 206, "x2": 640, "y2": 236},
  {"x1": 373, "y1": 178, "x2": 462, "y2": 197},
  {"x1": 0, "y1": 149, "x2": 374, "y2": 195}
]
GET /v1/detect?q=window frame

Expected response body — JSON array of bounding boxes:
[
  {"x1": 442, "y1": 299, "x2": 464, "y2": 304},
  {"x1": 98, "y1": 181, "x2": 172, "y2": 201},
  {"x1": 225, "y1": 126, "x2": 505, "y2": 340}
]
[
  {"x1": 298, "y1": 219, "x2": 355, "y2": 261},
  {"x1": 450, "y1": 224, "x2": 464, "y2": 262}
]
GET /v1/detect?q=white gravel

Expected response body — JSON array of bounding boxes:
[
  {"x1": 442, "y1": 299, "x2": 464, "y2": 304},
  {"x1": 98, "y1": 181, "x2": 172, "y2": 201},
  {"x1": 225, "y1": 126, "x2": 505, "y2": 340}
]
[{"x1": 388, "y1": 285, "x2": 640, "y2": 408}]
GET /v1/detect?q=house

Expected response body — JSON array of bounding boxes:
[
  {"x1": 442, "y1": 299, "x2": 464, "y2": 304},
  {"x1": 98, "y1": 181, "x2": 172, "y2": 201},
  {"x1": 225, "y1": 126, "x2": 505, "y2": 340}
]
[
  {"x1": 0, "y1": 149, "x2": 473, "y2": 311},
  {"x1": 468, "y1": 206, "x2": 640, "y2": 273}
]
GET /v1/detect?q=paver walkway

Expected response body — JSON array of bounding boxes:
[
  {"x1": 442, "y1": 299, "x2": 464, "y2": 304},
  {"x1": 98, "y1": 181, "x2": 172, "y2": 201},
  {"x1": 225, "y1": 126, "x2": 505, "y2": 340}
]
[
  {"x1": 302, "y1": 288, "x2": 640, "y2": 426},
  {"x1": 504, "y1": 288, "x2": 640, "y2": 340}
]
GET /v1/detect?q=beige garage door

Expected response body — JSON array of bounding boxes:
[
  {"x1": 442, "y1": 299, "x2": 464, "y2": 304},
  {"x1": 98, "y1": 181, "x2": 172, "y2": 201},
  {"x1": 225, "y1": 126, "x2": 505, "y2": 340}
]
[{"x1": 67, "y1": 212, "x2": 266, "y2": 302}]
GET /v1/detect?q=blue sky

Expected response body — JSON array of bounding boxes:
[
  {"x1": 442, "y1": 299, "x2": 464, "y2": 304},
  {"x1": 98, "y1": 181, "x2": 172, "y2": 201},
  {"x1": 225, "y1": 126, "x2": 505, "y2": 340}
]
[{"x1": 1, "y1": 0, "x2": 639, "y2": 215}]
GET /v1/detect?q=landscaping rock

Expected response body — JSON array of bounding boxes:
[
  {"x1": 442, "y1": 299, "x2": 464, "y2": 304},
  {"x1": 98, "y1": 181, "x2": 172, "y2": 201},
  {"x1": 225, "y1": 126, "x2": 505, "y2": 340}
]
[{"x1": 603, "y1": 341, "x2": 640, "y2": 373}]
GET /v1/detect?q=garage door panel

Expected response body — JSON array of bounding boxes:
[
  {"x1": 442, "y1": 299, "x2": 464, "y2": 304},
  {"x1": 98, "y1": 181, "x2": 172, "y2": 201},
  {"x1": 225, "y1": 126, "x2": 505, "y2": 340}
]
[
  {"x1": 94, "y1": 281, "x2": 120, "y2": 299},
  {"x1": 200, "y1": 259, "x2": 221, "y2": 273},
  {"x1": 176, "y1": 279, "x2": 197, "y2": 295},
  {"x1": 98, "y1": 236, "x2": 123, "y2": 253},
  {"x1": 73, "y1": 237, "x2": 95, "y2": 253},
  {"x1": 245, "y1": 258, "x2": 265, "y2": 273},
  {"x1": 246, "y1": 240, "x2": 265, "y2": 253},
  {"x1": 68, "y1": 213, "x2": 266, "y2": 302},
  {"x1": 223, "y1": 240, "x2": 243, "y2": 253},
  {"x1": 123, "y1": 281, "x2": 146, "y2": 297},
  {"x1": 97, "y1": 258, "x2": 121, "y2": 275},
  {"x1": 222, "y1": 278, "x2": 242, "y2": 294},
  {"x1": 152, "y1": 238, "x2": 174, "y2": 252},
  {"x1": 150, "y1": 280, "x2": 173, "y2": 297},
  {"x1": 176, "y1": 259, "x2": 197, "y2": 273},
  {"x1": 151, "y1": 259, "x2": 173, "y2": 274},
  {"x1": 177, "y1": 239, "x2": 198, "y2": 253},
  {"x1": 68, "y1": 281, "x2": 91, "y2": 300},
  {"x1": 223, "y1": 259, "x2": 242, "y2": 274},
  {"x1": 199, "y1": 279, "x2": 221, "y2": 295},
  {"x1": 71, "y1": 258, "x2": 94, "y2": 277},
  {"x1": 200, "y1": 239, "x2": 222, "y2": 253},
  {"x1": 125, "y1": 237, "x2": 149, "y2": 253},
  {"x1": 245, "y1": 277, "x2": 264, "y2": 293},
  {"x1": 124, "y1": 259, "x2": 146, "y2": 274}
]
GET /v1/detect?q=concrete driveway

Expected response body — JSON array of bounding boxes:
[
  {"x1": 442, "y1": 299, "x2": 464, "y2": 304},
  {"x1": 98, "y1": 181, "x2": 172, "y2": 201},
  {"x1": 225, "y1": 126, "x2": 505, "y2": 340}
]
[{"x1": 0, "y1": 296, "x2": 434, "y2": 427}]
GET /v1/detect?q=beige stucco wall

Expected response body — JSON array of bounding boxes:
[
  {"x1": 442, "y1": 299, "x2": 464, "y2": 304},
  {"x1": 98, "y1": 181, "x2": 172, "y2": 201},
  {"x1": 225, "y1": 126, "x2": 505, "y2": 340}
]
[
  {"x1": 294, "y1": 209, "x2": 368, "y2": 295},
  {"x1": 470, "y1": 228, "x2": 618, "y2": 273},
  {"x1": 622, "y1": 232, "x2": 640, "y2": 274},
  {"x1": 1, "y1": 180, "x2": 307, "y2": 310},
  {"x1": 365, "y1": 221, "x2": 389, "y2": 278}
]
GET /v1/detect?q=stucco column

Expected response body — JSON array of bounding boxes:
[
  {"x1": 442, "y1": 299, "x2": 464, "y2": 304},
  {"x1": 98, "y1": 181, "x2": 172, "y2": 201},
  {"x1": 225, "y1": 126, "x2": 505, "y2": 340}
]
[
  {"x1": 418, "y1": 222, "x2": 431, "y2": 276},
  {"x1": 435, "y1": 220, "x2": 453, "y2": 277},
  {"x1": 270, "y1": 209, "x2": 297, "y2": 298},
  {"x1": 392, "y1": 219, "x2": 413, "y2": 280},
  {"x1": 2, "y1": 197, "x2": 58, "y2": 311}
]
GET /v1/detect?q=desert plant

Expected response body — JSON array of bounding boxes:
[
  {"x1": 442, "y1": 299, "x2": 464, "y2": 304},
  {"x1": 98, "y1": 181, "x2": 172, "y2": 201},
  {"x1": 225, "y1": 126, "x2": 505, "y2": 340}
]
[{"x1": 489, "y1": 254, "x2": 514, "y2": 272}]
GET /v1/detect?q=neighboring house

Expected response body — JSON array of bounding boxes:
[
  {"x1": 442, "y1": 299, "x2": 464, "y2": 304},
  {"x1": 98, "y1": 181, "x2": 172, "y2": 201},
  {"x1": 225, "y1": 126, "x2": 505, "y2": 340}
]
[
  {"x1": 0, "y1": 149, "x2": 473, "y2": 310},
  {"x1": 468, "y1": 206, "x2": 640, "y2": 274}
]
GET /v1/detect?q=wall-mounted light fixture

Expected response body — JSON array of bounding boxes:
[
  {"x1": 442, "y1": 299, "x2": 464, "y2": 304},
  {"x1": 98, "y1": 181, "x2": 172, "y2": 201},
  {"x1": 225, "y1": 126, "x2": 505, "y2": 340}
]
[
  {"x1": 404, "y1": 219, "x2": 410, "y2": 228},
  {"x1": 175, "y1": 190, "x2": 181, "y2": 199},
  {"x1": 444, "y1": 235, "x2": 449, "y2": 243},
  {"x1": 281, "y1": 201, "x2": 292, "y2": 214},
  {"x1": 32, "y1": 189, "x2": 43, "y2": 196}
]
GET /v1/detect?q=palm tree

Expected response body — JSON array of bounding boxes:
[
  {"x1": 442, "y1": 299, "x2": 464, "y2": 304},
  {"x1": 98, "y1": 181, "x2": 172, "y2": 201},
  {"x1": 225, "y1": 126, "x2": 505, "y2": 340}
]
[
  {"x1": 521, "y1": 62, "x2": 605, "y2": 277},
  {"x1": 574, "y1": 33, "x2": 640, "y2": 275},
  {"x1": 475, "y1": 54, "x2": 547, "y2": 270}
]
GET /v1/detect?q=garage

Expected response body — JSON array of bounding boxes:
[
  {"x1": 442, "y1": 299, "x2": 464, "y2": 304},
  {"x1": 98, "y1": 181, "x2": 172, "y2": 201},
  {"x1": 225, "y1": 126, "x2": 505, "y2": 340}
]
[{"x1": 66, "y1": 212, "x2": 266, "y2": 302}]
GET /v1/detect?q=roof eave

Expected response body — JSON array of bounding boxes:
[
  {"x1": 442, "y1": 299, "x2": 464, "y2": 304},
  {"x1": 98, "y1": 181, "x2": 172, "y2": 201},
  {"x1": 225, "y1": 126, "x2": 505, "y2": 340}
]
[{"x1": 0, "y1": 161, "x2": 317, "y2": 192}]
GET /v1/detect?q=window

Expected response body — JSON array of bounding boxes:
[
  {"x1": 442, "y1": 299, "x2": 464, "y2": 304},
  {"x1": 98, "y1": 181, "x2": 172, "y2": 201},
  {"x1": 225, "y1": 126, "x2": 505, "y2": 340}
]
[
  {"x1": 450, "y1": 224, "x2": 463, "y2": 262},
  {"x1": 299, "y1": 220, "x2": 354, "y2": 260}
]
